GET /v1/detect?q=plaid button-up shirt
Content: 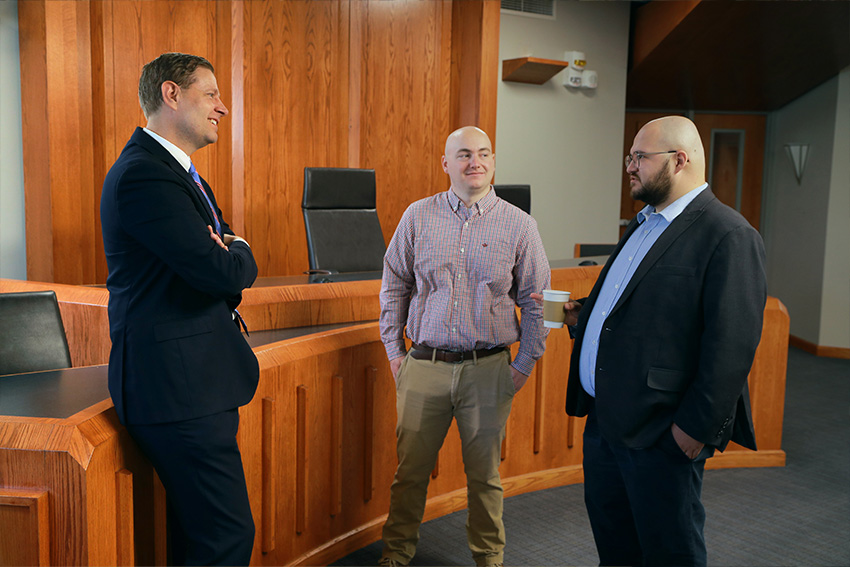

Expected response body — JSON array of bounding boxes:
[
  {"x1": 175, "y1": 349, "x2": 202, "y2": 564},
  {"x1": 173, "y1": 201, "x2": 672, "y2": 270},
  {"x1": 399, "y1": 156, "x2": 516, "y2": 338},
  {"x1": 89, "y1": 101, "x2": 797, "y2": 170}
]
[{"x1": 380, "y1": 188, "x2": 550, "y2": 375}]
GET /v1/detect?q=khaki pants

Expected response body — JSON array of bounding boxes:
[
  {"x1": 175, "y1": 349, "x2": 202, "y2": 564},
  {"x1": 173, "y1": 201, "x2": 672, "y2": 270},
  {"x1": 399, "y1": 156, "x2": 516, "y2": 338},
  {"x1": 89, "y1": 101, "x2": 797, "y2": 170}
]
[{"x1": 381, "y1": 350, "x2": 515, "y2": 566}]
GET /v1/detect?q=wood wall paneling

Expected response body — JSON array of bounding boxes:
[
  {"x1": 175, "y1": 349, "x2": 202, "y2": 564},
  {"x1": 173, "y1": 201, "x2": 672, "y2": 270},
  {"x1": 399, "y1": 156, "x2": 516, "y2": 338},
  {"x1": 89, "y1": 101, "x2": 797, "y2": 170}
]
[
  {"x1": 357, "y1": 0, "x2": 453, "y2": 245},
  {"x1": 19, "y1": 0, "x2": 502, "y2": 282},
  {"x1": 18, "y1": 0, "x2": 53, "y2": 282},
  {"x1": 242, "y1": 0, "x2": 350, "y2": 277},
  {"x1": 450, "y1": 0, "x2": 500, "y2": 138}
]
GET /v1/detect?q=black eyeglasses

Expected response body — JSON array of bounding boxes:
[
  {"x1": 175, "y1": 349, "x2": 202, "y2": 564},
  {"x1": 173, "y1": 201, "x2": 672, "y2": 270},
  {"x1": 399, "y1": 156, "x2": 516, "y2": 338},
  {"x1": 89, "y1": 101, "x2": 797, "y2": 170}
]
[{"x1": 624, "y1": 150, "x2": 677, "y2": 169}]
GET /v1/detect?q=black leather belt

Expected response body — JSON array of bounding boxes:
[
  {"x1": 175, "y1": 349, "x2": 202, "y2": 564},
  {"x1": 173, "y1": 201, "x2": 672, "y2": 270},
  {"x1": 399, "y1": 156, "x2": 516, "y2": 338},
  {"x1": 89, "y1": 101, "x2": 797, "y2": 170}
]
[{"x1": 408, "y1": 343, "x2": 506, "y2": 363}]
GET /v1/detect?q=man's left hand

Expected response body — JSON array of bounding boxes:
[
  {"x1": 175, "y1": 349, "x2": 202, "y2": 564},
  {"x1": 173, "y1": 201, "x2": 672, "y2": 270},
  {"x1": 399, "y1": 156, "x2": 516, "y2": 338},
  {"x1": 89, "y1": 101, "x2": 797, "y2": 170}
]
[
  {"x1": 672, "y1": 423, "x2": 705, "y2": 459},
  {"x1": 511, "y1": 366, "x2": 530, "y2": 392}
]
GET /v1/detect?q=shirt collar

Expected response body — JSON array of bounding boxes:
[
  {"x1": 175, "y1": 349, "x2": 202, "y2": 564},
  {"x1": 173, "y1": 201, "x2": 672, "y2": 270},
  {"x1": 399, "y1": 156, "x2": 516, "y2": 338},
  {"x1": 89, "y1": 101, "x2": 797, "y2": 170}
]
[
  {"x1": 447, "y1": 186, "x2": 496, "y2": 216},
  {"x1": 638, "y1": 183, "x2": 708, "y2": 224},
  {"x1": 143, "y1": 127, "x2": 192, "y2": 172}
]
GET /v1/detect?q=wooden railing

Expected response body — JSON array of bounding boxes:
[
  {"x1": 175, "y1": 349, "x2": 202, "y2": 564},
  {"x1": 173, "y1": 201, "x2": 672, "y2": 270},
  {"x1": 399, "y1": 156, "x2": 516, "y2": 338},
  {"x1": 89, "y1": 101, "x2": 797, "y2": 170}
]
[{"x1": 0, "y1": 269, "x2": 789, "y2": 566}]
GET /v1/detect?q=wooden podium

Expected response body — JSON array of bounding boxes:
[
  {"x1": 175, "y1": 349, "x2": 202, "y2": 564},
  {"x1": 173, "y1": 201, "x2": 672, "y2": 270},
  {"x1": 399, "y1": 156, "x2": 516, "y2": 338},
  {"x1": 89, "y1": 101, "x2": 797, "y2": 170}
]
[{"x1": 0, "y1": 265, "x2": 789, "y2": 566}]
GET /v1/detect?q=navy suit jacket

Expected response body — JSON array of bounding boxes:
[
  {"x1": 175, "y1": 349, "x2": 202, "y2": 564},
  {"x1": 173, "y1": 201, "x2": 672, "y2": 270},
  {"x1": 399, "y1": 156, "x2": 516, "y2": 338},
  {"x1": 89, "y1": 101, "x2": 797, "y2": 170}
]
[
  {"x1": 101, "y1": 128, "x2": 259, "y2": 425},
  {"x1": 566, "y1": 188, "x2": 765, "y2": 451}
]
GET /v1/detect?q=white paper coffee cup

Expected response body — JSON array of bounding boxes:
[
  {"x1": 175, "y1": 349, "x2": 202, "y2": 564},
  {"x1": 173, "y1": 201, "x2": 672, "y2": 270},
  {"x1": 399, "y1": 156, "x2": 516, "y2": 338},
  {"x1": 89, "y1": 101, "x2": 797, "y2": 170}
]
[{"x1": 542, "y1": 289, "x2": 571, "y2": 329}]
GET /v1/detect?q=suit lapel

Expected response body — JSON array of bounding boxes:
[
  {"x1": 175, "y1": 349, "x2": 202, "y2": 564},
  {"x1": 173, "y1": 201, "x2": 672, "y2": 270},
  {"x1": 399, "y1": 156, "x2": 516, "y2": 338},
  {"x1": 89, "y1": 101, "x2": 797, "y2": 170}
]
[
  {"x1": 129, "y1": 128, "x2": 217, "y2": 227},
  {"x1": 608, "y1": 189, "x2": 716, "y2": 317}
]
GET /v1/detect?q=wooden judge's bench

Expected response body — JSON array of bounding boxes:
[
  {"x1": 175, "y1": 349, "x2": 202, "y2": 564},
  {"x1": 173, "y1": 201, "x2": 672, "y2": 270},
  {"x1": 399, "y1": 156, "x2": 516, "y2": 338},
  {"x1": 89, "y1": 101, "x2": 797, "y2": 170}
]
[{"x1": 0, "y1": 262, "x2": 790, "y2": 566}]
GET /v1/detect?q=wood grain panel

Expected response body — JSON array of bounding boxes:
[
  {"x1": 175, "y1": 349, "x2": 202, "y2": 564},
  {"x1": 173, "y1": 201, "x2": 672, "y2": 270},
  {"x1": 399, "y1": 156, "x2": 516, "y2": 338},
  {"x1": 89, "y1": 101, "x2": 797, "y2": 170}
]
[
  {"x1": 363, "y1": 365, "x2": 377, "y2": 502},
  {"x1": 115, "y1": 469, "x2": 135, "y2": 566},
  {"x1": 261, "y1": 397, "x2": 276, "y2": 553},
  {"x1": 240, "y1": 278, "x2": 381, "y2": 330},
  {"x1": 330, "y1": 374, "x2": 344, "y2": 517},
  {"x1": 357, "y1": 0, "x2": 453, "y2": 245},
  {"x1": 17, "y1": 0, "x2": 53, "y2": 283},
  {"x1": 0, "y1": 489, "x2": 49, "y2": 566},
  {"x1": 242, "y1": 0, "x2": 350, "y2": 277},
  {"x1": 1, "y1": 267, "x2": 789, "y2": 565},
  {"x1": 20, "y1": 0, "x2": 502, "y2": 282},
  {"x1": 296, "y1": 384, "x2": 308, "y2": 535},
  {"x1": 450, "y1": 0, "x2": 500, "y2": 138}
]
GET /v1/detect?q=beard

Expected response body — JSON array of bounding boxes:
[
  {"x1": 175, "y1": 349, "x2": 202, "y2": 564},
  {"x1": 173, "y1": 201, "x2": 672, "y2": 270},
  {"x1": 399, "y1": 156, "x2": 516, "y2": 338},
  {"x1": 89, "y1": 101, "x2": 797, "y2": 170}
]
[{"x1": 631, "y1": 163, "x2": 673, "y2": 208}]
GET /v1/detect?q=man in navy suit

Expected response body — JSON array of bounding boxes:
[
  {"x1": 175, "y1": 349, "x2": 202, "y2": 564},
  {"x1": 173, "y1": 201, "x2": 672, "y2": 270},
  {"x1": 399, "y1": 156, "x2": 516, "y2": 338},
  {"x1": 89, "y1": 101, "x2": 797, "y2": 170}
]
[
  {"x1": 560, "y1": 116, "x2": 766, "y2": 566},
  {"x1": 101, "y1": 53, "x2": 259, "y2": 565}
]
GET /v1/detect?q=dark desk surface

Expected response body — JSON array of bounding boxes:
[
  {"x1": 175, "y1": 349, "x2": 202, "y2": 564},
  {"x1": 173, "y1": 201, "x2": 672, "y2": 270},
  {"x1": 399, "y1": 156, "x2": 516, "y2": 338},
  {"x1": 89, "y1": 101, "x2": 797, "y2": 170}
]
[
  {"x1": 0, "y1": 321, "x2": 373, "y2": 420},
  {"x1": 250, "y1": 258, "x2": 607, "y2": 287},
  {"x1": 95, "y1": 258, "x2": 607, "y2": 291},
  {"x1": 253, "y1": 271, "x2": 383, "y2": 286}
]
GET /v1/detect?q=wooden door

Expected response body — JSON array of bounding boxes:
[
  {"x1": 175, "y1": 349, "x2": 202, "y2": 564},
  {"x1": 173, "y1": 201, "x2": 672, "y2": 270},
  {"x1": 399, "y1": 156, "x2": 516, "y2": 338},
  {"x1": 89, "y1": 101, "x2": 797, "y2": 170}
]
[
  {"x1": 692, "y1": 113, "x2": 766, "y2": 231},
  {"x1": 621, "y1": 112, "x2": 766, "y2": 236}
]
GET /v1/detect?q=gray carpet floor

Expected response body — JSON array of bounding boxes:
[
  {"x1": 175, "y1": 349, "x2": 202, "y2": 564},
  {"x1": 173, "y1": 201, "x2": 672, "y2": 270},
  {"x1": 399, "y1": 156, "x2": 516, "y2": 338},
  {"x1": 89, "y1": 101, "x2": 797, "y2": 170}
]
[{"x1": 331, "y1": 347, "x2": 850, "y2": 566}]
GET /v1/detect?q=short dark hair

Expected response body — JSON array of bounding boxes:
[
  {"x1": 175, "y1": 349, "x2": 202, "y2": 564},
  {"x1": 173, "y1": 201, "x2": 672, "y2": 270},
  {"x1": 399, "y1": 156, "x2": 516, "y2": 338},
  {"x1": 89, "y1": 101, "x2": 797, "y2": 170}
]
[{"x1": 138, "y1": 52, "x2": 215, "y2": 118}]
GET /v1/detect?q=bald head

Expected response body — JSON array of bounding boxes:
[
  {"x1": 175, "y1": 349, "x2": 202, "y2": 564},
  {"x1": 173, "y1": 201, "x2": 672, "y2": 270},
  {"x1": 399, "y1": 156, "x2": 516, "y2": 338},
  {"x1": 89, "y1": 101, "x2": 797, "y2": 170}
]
[
  {"x1": 442, "y1": 126, "x2": 495, "y2": 206},
  {"x1": 628, "y1": 116, "x2": 706, "y2": 210},
  {"x1": 641, "y1": 116, "x2": 706, "y2": 178},
  {"x1": 445, "y1": 126, "x2": 491, "y2": 156}
]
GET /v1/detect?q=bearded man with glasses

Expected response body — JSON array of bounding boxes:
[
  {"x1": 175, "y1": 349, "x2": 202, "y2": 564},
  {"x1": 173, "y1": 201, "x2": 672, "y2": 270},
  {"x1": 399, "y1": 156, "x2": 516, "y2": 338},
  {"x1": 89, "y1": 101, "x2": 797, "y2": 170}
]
[{"x1": 557, "y1": 116, "x2": 766, "y2": 566}]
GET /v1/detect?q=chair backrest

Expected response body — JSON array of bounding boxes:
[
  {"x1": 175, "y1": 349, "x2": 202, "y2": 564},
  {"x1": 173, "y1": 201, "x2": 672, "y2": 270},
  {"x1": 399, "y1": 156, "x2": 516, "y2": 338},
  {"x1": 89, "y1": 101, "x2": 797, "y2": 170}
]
[
  {"x1": 302, "y1": 167, "x2": 386, "y2": 273},
  {"x1": 493, "y1": 184, "x2": 531, "y2": 214},
  {"x1": 0, "y1": 291, "x2": 72, "y2": 376},
  {"x1": 574, "y1": 243, "x2": 617, "y2": 258}
]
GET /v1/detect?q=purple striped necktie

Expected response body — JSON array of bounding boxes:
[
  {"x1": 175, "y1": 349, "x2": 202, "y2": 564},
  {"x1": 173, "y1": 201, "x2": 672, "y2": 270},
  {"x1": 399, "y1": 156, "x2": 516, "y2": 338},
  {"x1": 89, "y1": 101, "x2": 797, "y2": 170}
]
[
  {"x1": 188, "y1": 163, "x2": 222, "y2": 237},
  {"x1": 189, "y1": 163, "x2": 250, "y2": 335}
]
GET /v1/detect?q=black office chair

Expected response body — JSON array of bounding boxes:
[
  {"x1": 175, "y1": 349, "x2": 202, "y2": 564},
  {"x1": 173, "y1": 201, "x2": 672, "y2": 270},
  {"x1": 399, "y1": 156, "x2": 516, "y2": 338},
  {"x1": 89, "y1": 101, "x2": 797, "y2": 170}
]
[
  {"x1": 0, "y1": 291, "x2": 72, "y2": 376},
  {"x1": 493, "y1": 184, "x2": 531, "y2": 214},
  {"x1": 302, "y1": 167, "x2": 386, "y2": 274},
  {"x1": 574, "y1": 243, "x2": 617, "y2": 258}
]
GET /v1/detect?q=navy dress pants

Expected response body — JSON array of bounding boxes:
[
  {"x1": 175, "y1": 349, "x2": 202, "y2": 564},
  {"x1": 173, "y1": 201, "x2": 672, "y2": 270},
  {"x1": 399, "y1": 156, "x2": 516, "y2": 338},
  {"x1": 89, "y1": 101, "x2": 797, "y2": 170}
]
[
  {"x1": 127, "y1": 408, "x2": 255, "y2": 566},
  {"x1": 582, "y1": 405, "x2": 713, "y2": 567}
]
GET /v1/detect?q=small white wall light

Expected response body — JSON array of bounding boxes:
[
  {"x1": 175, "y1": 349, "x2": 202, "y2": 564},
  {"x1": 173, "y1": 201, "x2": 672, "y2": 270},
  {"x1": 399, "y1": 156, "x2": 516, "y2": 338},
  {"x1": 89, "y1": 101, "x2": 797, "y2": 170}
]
[{"x1": 784, "y1": 143, "x2": 809, "y2": 184}]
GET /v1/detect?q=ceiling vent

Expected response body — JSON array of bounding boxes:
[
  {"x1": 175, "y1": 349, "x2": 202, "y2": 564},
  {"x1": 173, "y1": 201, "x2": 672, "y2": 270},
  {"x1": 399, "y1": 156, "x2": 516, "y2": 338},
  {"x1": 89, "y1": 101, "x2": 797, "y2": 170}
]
[{"x1": 501, "y1": 0, "x2": 556, "y2": 19}]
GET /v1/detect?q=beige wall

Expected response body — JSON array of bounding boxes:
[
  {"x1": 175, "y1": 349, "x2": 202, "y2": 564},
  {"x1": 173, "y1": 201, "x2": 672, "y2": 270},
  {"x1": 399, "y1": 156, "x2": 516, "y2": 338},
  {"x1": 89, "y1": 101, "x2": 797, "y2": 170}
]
[
  {"x1": 762, "y1": 66, "x2": 850, "y2": 349},
  {"x1": 496, "y1": 1, "x2": 630, "y2": 262}
]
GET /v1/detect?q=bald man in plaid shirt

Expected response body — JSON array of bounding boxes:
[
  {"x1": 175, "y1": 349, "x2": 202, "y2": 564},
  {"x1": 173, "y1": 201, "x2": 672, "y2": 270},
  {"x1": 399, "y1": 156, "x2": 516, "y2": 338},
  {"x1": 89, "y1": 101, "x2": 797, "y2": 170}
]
[{"x1": 378, "y1": 126, "x2": 551, "y2": 567}]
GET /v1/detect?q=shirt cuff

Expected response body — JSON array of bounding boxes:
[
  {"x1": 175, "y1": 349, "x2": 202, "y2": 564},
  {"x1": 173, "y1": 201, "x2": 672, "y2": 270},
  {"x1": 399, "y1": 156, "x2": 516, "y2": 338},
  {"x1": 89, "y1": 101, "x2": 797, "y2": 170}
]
[
  {"x1": 384, "y1": 341, "x2": 407, "y2": 361},
  {"x1": 511, "y1": 352, "x2": 536, "y2": 376}
]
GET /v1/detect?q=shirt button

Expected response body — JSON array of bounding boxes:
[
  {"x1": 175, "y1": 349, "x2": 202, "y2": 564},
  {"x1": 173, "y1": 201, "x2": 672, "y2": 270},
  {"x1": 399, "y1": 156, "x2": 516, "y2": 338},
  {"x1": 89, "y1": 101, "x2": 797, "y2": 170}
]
[
  {"x1": 464, "y1": 222, "x2": 469, "y2": 227},
  {"x1": 602, "y1": 311, "x2": 607, "y2": 316},
  {"x1": 452, "y1": 327, "x2": 456, "y2": 332},
  {"x1": 628, "y1": 256, "x2": 633, "y2": 261},
  {"x1": 457, "y1": 274, "x2": 462, "y2": 279},
  {"x1": 614, "y1": 284, "x2": 619, "y2": 289},
  {"x1": 454, "y1": 301, "x2": 458, "y2": 306},
  {"x1": 460, "y1": 248, "x2": 464, "y2": 253}
]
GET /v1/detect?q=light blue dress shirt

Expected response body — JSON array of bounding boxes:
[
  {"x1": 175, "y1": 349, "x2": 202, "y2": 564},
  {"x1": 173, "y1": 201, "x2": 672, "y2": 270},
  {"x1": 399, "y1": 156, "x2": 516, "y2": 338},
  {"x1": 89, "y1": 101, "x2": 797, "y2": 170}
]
[{"x1": 579, "y1": 184, "x2": 708, "y2": 397}]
